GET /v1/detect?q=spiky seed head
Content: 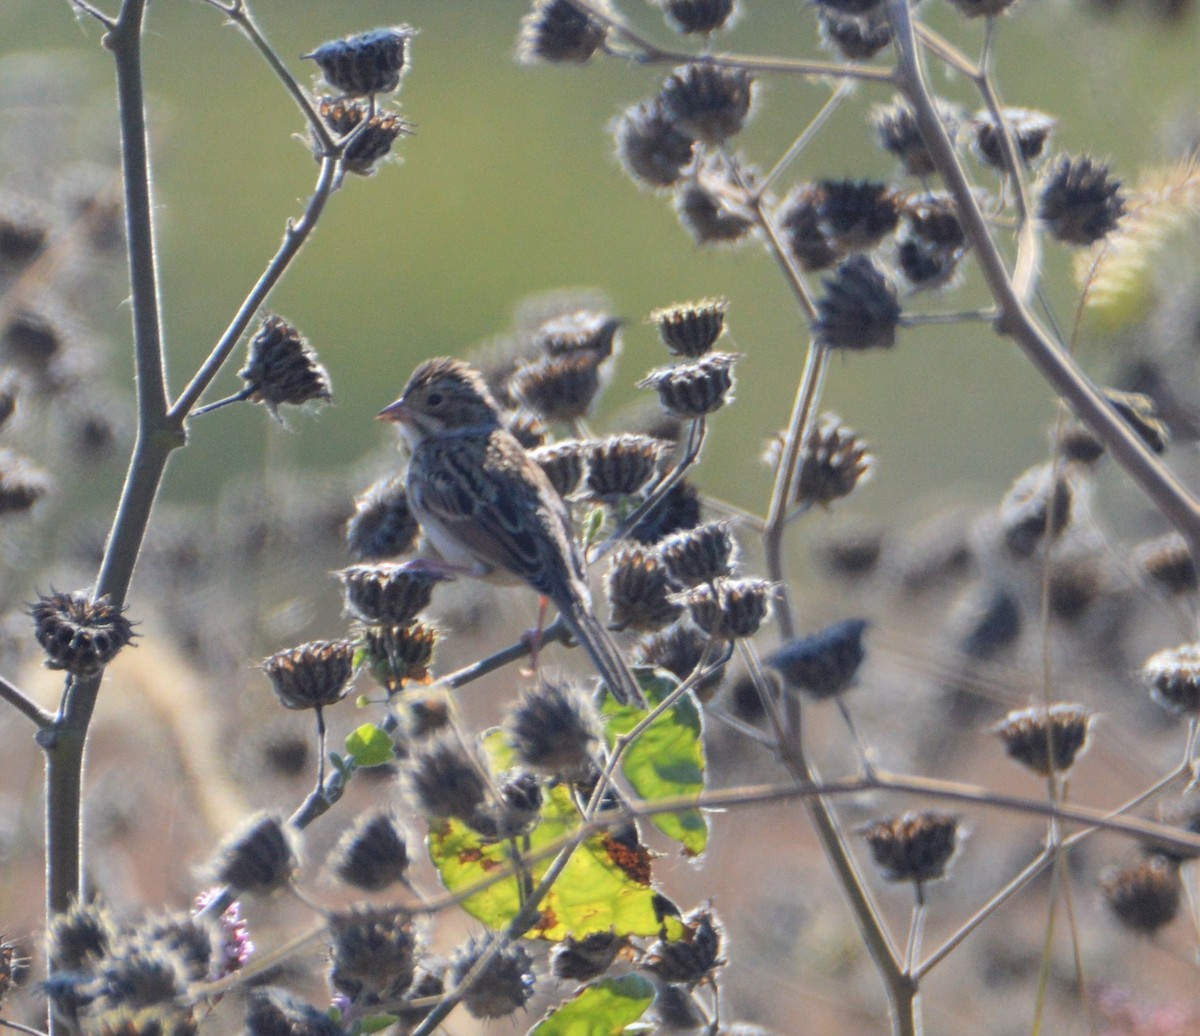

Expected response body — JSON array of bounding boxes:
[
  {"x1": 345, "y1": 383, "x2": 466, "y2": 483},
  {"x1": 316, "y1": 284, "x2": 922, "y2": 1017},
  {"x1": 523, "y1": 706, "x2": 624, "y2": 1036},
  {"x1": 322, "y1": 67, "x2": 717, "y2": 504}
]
[
  {"x1": 659, "y1": 64, "x2": 753, "y2": 144},
  {"x1": 140, "y1": 913, "x2": 220, "y2": 984},
  {"x1": 407, "y1": 737, "x2": 488, "y2": 821},
  {"x1": 313, "y1": 97, "x2": 410, "y2": 176},
  {"x1": 239, "y1": 317, "x2": 332, "y2": 414},
  {"x1": 211, "y1": 812, "x2": 299, "y2": 895},
  {"x1": 261, "y1": 640, "x2": 354, "y2": 711},
  {"x1": 391, "y1": 969, "x2": 446, "y2": 1031},
  {"x1": 635, "y1": 623, "x2": 726, "y2": 698},
  {"x1": 534, "y1": 310, "x2": 622, "y2": 360},
  {"x1": 657, "y1": 521, "x2": 738, "y2": 586},
  {"x1": 972, "y1": 108, "x2": 1055, "y2": 171},
  {"x1": 246, "y1": 990, "x2": 347, "y2": 1036},
  {"x1": 957, "y1": 585, "x2": 1022, "y2": 661},
  {"x1": 777, "y1": 185, "x2": 842, "y2": 272},
  {"x1": 93, "y1": 942, "x2": 188, "y2": 1014},
  {"x1": 407, "y1": 697, "x2": 451, "y2": 739},
  {"x1": 518, "y1": 0, "x2": 608, "y2": 64},
  {"x1": 330, "y1": 811, "x2": 409, "y2": 892},
  {"x1": 640, "y1": 352, "x2": 737, "y2": 419},
  {"x1": 903, "y1": 192, "x2": 967, "y2": 248},
  {"x1": 678, "y1": 577, "x2": 773, "y2": 640},
  {"x1": 872, "y1": 97, "x2": 961, "y2": 177},
  {"x1": 1141, "y1": 643, "x2": 1200, "y2": 715},
  {"x1": 1039, "y1": 155, "x2": 1125, "y2": 247},
  {"x1": 999, "y1": 463, "x2": 1074, "y2": 558},
  {"x1": 585, "y1": 434, "x2": 670, "y2": 500},
  {"x1": 766, "y1": 618, "x2": 869, "y2": 699},
  {"x1": 49, "y1": 899, "x2": 117, "y2": 972},
  {"x1": 816, "y1": 179, "x2": 902, "y2": 251},
  {"x1": 1101, "y1": 387, "x2": 1168, "y2": 454},
  {"x1": 896, "y1": 236, "x2": 966, "y2": 292},
  {"x1": 1102, "y1": 857, "x2": 1181, "y2": 934},
  {"x1": 511, "y1": 351, "x2": 605, "y2": 423},
  {"x1": 1058, "y1": 421, "x2": 1106, "y2": 465},
  {"x1": 606, "y1": 547, "x2": 684, "y2": 632},
  {"x1": 1135, "y1": 533, "x2": 1197, "y2": 594},
  {"x1": 345, "y1": 474, "x2": 420, "y2": 562},
  {"x1": 451, "y1": 936, "x2": 535, "y2": 1019},
  {"x1": 629, "y1": 478, "x2": 703, "y2": 545},
  {"x1": 550, "y1": 931, "x2": 625, "y2": 982},
  {"x1": 328, "y1": 907, "x2": 416, "y2": 1002},
  {"x1": 31, "y1": 590, "x2": 135, "y2": 676},
  {"x1": 529, "y1": 440, "x2": 588, "y2": 498},
  {"x1": 992, "y1": 704, "x2": 1093, "y2": 776},
  {"x1": 470, "y1": 771, "x2": 544, "y2": 840},
  {"x1": 675, "y1": 180, "x2": 755, "y2": 245},
  {"x1": 817, "y1": 9, "x2": 893, "y2": 59},
  {"x1": 651, "y1": 298, "x2": 729, "y2": 357},
  {"x1": 305, "y1": 26, "x2": 415, "y2": 96},
  {"x1": 508, "y1": 681, "x2": 599, "y2": 775},
  {"x1": 860, "y1": 811, "x2": 959, "y2": 883},
  {"x1": 360, "y1": 621, "x2": 437, "y2": 692},
  {"x1": 659, "y1": 0, "x2": 739, "y2": 33},
  {"x1": 0, "y1": 450, "x2": 49, "y2": 514},
  {"x1": 774, "y1": 413, "x2": 873, "y2": 507},
  {"x1": 643, "y1": 908, "x2": 723, "y2": 985},
  {"x1": 337, "y1": 564, "x2": 447, "y2": 626},
  {"x1": 815, "y1": 256, "x2": 901, "y2": 351},
  {"x1": 612, "y1": 98, "x2": 696, "y2": 190}
]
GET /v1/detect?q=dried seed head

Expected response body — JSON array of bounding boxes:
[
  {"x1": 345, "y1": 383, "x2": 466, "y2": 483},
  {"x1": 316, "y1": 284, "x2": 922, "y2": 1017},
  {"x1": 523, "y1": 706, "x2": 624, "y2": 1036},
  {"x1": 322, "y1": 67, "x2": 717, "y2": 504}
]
[
  {"x1": 239, "y1": 317, "x2": 332, "y2": 414},
  {"x1": 651, "y1": 298, "x2": 729, "y2": 357},
  {"x1": 999, "y1": 464, "x2": 1074, "y2": 558},
  {"x1": 1046, "y1": 556, "x2": 1105, "y2": 621},
  {"x1": 314, "y1": 97, "x2": 410, "y2": 176},
  {"x1": 0, "y1": 194, "x2": 48, "y2": 270},
  {"x1": 817, "y1": 9, "x2": 893, "y2": 59},
  {"x1": 508, "y1": 680, "x2": 599, "y2": 775},
  {"x1": 360, "y1": 621, "x2": 438, "y2": 692},
  {"x1": 815, "y1": 256, "x2": 900, "y2": 351},
  {"x1": 49, "y1": 899, "x2": 116, "y2": 972},
  {"x1": 451, "y1": 936, "x2": 535, "y2": 1019},
  {"x1": 659, "y1": 64, "x2": 754, "y2": 144},
  {"x1": 957, "y1": 585, "x2": 1022, "y2": 661},
  {"x1": 0, "y1": 450, "x2": 49, "y2": 514},
  {"x1": 1141, "y1": 643, "x2": 1200, "y2": 715},
  {"x1": 630, "y1": 477, "x2": 704, "y2": 545},
  {"x1": 345, "y1": 475, "x2": 420, "y2": 562},
  {"x1": 408, "y1": 737, "x2": 488, "y2": 820},
  {"x1": 338, "y1": 564, "x2": 447, "y2": 625},
  {"x1": 657, "y1": 521, "x2": 738, "y2": 586},
  {"x1": 947, "y1": 0, "x2": 1021, "y2": 16},
  {"x1": 329, "y1": 907, "x2": 415, "y2": 1002},
  {"x1": 816, "y1": 179, "x2": 902, "y2": 251},
  {"x1": 606, "y1": 546, "x2": 684, "y2": 632},
  {"x1": 0, "y1": 372, "x2": 17, "y2": 431},
  {"x1": 659, "y1": 0, "x2": 739, "y2": 33},
  {"x1": 407, "y1": 697, "x2": 451, "y2": 739},
  {"x1": 612, "y1": 98, "x2": 697, "y2": 190},
  {"x1": 872, "y1": 97, "x2": 961, "y2": 177},
  {"x1": 902, "y1": 192, "x2": 967, "y2": 248},
  {"x1": 140, "y1": 914, "x2": 220, "y2": 984},
  {"x1": 728, "y1": 670, "x2": 778, "y2": 723},
  {"x1": 813, "y1": 523, "x2": 885, "y2": 579},
  {"x1": 330, "y1": 811, "x2": 409, "y2": 892},
  {"x1": 992, "y1": 704, "x2": 1093, "y2": 776},
  {"x1": 785, "y1": 413, "x2": 874, "y2": 507},
  {"x1": 643, "y1": 908, "x2": 723, "y2": 985},
  {"x1": 972, "y1": 108, "x2": 1055, "y2": 171},
  {"x1": 511, "y1": 351, "x2": 605, "y2": 423},
  {"x1": 211, "y1": 812, "x2": 300, "y2": 895},
  {"x1": 777, "y1": 185, "x2": 842, "y2": 272},
  {"x1": 1102, "y1": 387, "x2": 1168, "y2": 454},
  {"x1": 261, "y1": 640, "x2": 354, "y2": 711},
  {"x1": 636, "y1": 623, "x2": 726, "y2": 698},
  {"x1": 2, "y1": 306, "x2": 67, "y2": 370},
  {"x1": 246, "y1": 990, "x2": 347, "y2": 1036},
  {"x1": 767, "y1": 618, "x2": 868, "y2": 699},
  {"x1": 470, "y1": 770, "x2": 544, "y2": 840},
  {"x1": 31, "y1": 590, "x2": 135, "y2": 676},
  {"x1": 678, "y1": 577, "x2": 773, "y2": 639},
  {"x1": 860, "y1": 811, "x2": 959, "y2": 883},
  {"x1": 518, "y1": 0, "x2": 608, "y2": 64},
  {"x1": 305, "y1": 26, "x2": 415, "y2": 96},
  {"x1": 1135, "y1": 533, "x2": 1196, "y2": 594},
  {"x1": 1102, "y1": 857, "x2": 1181, "y2": 934},
  {"x1": 640, "y1": 352, "x2": 737, "y2": 419},
  {"x1": 675, "y1": 178, "x2": 755, "y2": 245},
  {"x1": 896, "y1": 236, "x2": 965, "y2": 293},
  {"x1": 1058, "y1": 421, "x2": 1106, "y2": 466},
  {"x1": 550, "y1": 931, "x2": 625, "y2": 982},
  {"x1": 1039, "y1": 155, "x2": 1125, "y2": 247},
  {"x1": 585, "y1": 434, "x2": 669, "y2": 500},
  {"x1": 93, "y1": 942, "x2": 188, "y2": 1015},
  {"x1": 533, "y1": 310, "x2": 623, "y2": 362},
  {"x1": 529, "y1": 440, "x2": 588, "y2": 498}
]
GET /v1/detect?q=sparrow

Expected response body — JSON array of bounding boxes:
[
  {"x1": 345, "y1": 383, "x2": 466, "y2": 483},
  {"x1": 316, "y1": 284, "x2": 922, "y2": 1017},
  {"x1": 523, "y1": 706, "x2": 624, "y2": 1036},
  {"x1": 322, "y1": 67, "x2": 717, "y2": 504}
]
[{"x1": 378, "y1": 357, "x2": 646, "y2": 708}]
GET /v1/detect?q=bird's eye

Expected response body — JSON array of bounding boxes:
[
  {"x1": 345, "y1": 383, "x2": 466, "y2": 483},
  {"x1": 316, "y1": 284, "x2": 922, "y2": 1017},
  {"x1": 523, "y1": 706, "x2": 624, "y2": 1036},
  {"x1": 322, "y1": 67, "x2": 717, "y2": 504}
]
[{"x1": 426, "y1": 392, "x2": 444, "y2": 408}]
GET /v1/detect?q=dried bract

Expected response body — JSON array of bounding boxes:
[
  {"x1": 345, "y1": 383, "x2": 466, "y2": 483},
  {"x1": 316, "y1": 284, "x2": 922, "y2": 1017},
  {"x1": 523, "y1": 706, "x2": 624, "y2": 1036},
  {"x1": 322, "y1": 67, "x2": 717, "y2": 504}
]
[{"x1": 314, "y1": 97, "x2": 410, "y2": 175}]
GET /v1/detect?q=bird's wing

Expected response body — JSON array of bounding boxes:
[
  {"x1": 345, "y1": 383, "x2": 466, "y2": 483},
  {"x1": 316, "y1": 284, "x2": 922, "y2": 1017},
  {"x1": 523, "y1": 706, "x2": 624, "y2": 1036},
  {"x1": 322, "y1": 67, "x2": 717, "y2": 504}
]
[{"x1": 411, "y1": 432, "x2": 585, "y2": 601}]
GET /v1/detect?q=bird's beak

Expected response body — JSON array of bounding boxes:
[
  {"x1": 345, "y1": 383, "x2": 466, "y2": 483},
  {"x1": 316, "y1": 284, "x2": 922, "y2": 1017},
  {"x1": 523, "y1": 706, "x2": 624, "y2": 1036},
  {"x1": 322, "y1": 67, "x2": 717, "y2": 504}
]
[{"x1": 377, "y1": 398, "x2": 411, "y2": 423}]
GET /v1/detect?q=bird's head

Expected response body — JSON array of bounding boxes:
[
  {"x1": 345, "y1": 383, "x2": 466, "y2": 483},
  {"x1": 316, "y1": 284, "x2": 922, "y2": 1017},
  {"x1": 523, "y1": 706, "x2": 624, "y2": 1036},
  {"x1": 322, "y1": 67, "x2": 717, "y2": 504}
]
[{"x1": 378, "y1": 357, "x2": 502, "y2": 444}]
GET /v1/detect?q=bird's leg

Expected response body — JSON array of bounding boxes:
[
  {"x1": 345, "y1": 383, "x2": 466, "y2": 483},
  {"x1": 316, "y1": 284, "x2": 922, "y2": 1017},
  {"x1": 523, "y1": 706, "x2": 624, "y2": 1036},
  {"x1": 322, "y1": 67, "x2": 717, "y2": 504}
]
[{"x1": 520, "y1": 596, "x2": 551, "y2": 677}]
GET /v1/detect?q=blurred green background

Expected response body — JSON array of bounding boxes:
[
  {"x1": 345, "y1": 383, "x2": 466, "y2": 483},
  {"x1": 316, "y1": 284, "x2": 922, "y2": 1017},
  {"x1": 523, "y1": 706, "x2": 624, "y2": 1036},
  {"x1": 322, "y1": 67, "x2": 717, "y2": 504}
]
[{"x1": 3, "y1": 0, "x2": 1199, "y2": 529}]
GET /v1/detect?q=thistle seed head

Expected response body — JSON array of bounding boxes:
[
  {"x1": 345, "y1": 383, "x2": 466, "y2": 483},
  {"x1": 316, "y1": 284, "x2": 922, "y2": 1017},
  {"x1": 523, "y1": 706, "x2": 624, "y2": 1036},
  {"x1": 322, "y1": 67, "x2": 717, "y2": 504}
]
[
  {"x1": 345, "y1": 475, "x2": 420, "y2": 562},
  {"x1": 239, "y1": 317, "x2": 332, "y2": 414},
  {"x1": 817, "y1": 9, "x2": 893, "y2": 59},
  {"x1": 314, "y1": 97, "x2": 410, "y2": 176},
  {"x1": 261, "y1": 639, "x2": 354, "y2": 711},
  {"x1": 1039, "y1": 155, "x2": 1125, "y2": 247},
  {"x1": 635, "y1": 623, "x2": 726, "y2": 698},
  {"x1": 659, "y1": 0, "x2": 739, "y2": 34},
  {"x1": 650, "y1": 298, "x2": 729, "y2": 357},
  {"x1": 902, "y1": 192, "x2": 967, "y2": 249},
  {"x1": 550, "y1": 931, "x2": 625, "y2": 981},
  {"x1": 659, "y1": 63, "x2": 754, "y2": 144},
  {"x1": 330, "y1": 811, "x2": 410, "y2": 892},
  {"x1": 859, "y1": 811, "x2": 959, "y2": 883},
  {"x1": 337, "y1": 564, "x2": 448, "y2": 626},
  {"x1": 407, "y1": 737, "x2": 488, "y2": 821},
  {"x1": 612, "y1": 98, "x2": 697, "y2": 190},
  {"x1": 529, "y1": 439, "x2": 588, "y2": 498},
  {"x1": 31, "y1": 590, "x2": 134, "y2": 676},
  {"x1": 992, "y1": 703, "x2": 1093, "y2": 776},
  {"x1": 999, "y1": 463, "x2": 1074, "y2": 558},
  {"x1": 507, "y1": 680, "x2": 599, "y2": 776},
  {"x1": 329, "y1": 907, "x2": 416, "y2": 1003},
  {"x1": 246, "y1": 991, "x2": 347, "y2": 1036},
  {"x1": 814, "y1": 256, "x2": 900, "y2": 351},
  {"x1": 766, "y1": 617, "x2": 869, "y2": 699},
  {"x1": 640, "y1": 352, "x2": 737, "y2": 419},
  {"x1": 606, "y1": 546, "x2": 685, "y2": 632},
  {"x1": 305, "y1": 26, "x2": 415, "y2": 96},
  {"x1": 360, "y1": 621, "x2": 438, "y2": 692},
  {"x1": 784, "y1": 413, "x2": 874, "y2": 507},
  {"x1": 972, "y1": 108, "x2": 1055, "y2": 171},
  {"x1": 507, "y1": 410, "x2": 548, "y2": 449},
  {"x1": 1141, "y1": 643, "x2": 1200, "y2": 715},
  {"x1": 585, "y1": 434, "x2": 670, "y2": 500},
  {"x1": 518, "y1": 0, "x2": 608, "y2": 64},
  {"x1": 675, "y1": 180, "x2": 755, "y2": 245},
  {"x1": 777, "y1": 185, "x2": 842, "y2": 272},
  {"x1": 1135, "y1": 533, "x2": 1196, "y2": 594},
  {"x1": 872, "y1": 97, "x2": 961, "y2": 177},
  {"x1": 511, "y1": 351, "x2": 605, "y2": 423},
  {"x1": 534, "y1": 309, "x2": 623, "y2": 361},
  {"x1": 957, "y1": 585, "x2": 1022, "y2": 661},
  {"x1": 816, "y1": 179, "x2": 902, "y2": 251},
  {"x1": 629, "y1": 478, "x2": 703, "y2": 545},
  {"x1": 451, "y1": 936, "x2": 535, "y2": 1019},
  {"x1": 656, "y1": 521, "x2": 738, "y2": 586},
  {"x1": 643, "y1": 908, "x2": 723, "y2": 985},
  {"x1": 678, "y1": 577, "x2": 773, "y2": 639},
  {"x1": 210, "y1": 812, "x2": 300, "y2": 895},
  {"x1": 1103, "y1": 857, "x2": 1181, "y2": 934}
]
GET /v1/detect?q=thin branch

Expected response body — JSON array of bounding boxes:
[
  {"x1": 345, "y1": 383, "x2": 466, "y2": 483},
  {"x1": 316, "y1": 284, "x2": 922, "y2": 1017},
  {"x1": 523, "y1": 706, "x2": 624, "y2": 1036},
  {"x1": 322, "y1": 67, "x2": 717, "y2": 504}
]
[
  {"x1": 758, "y1": 80, "x2": 855, "y2": 196},
  {"x1": 69, "y1": 0, "x2": 115, "y2": 30},
  {"x1": 0, "y1": 674, "x2": 54, "y2": 730}
]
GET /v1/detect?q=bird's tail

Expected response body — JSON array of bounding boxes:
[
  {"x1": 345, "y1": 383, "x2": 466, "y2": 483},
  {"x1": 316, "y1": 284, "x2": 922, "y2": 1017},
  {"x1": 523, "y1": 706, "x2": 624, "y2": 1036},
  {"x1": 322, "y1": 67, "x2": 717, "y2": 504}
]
[{"x1": 561, "y1": 599, "x2": 646, "y2": 708}]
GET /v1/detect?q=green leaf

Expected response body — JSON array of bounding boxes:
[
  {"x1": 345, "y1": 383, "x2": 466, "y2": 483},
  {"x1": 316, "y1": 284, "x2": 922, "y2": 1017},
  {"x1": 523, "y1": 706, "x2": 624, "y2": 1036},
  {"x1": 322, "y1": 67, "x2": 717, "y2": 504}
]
[
  {"x1": 428, "y1": 731, "x2": 667, "y2": 940},
  {"x1": 344, "y1": 723, "x2": 395, "y2": 768},
  {"x1": 354, "y1": 1015, "x2": 399, "y2": 1035},
  {"x1": 583, "y1": 506, "x2": 607, "y2": 550},
  {"x1": 602, "y1": 670, "x2": 708, "y2": 857},
  {"x1": 529, "y1": 975, "x2": 655, "y2": 1036}
]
